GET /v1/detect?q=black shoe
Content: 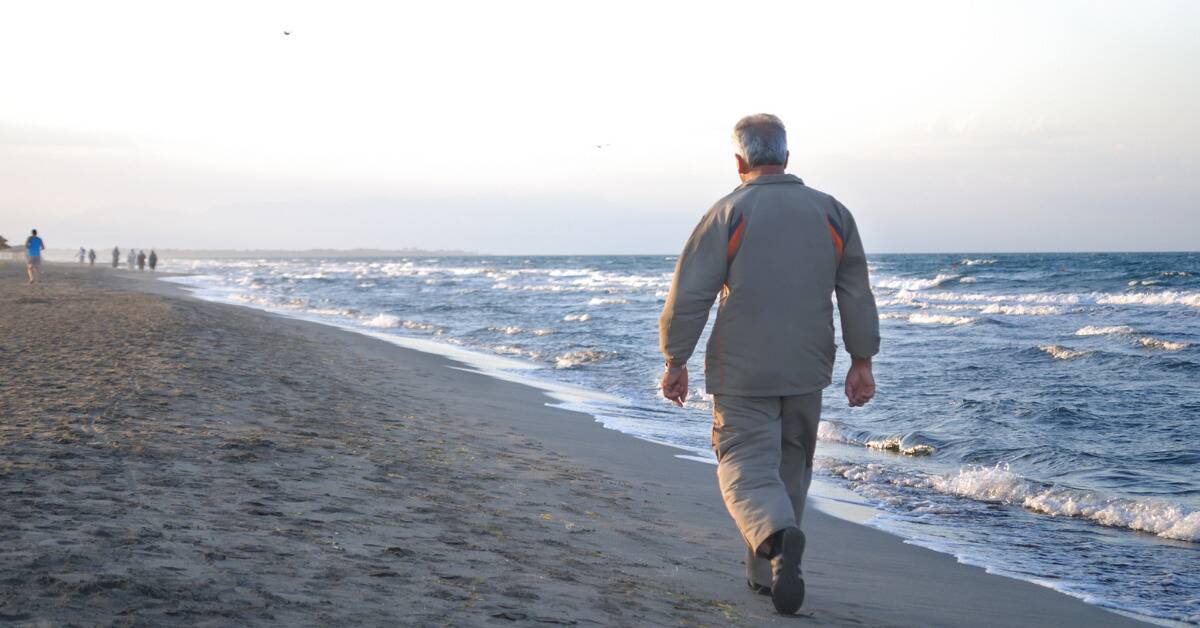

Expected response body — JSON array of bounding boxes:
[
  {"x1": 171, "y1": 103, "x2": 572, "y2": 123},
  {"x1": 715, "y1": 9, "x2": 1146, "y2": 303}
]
[
  {"x1": 747, "y1": 579, "x2": 771, "y2": 596},
  {"x1": 770, "y1": 527, "x2": 806, "y2": 614}
]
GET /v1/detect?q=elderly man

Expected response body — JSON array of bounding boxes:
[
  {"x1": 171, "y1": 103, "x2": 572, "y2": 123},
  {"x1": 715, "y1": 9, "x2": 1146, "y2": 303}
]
[{"x1": 658, "y1": 113, "x2": 879, "y2": 614}]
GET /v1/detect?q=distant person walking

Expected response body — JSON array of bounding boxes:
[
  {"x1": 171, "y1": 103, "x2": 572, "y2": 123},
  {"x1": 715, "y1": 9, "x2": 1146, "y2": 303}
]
[
  {"x1": 111, "y1": 246, "x2": 121, "y2": 268},
  {"x1": 658, "y1": 114, "x2": 880, "y2": 615},
  {"x1": 127, "y1": 248, "x2": 136, "y2": 270},
  {"x1": 88, "y1": 248, "x2": 96, "y2": 266},
  {"x1": 148, "y1": 250, "x2": 158, "y2": 271},
  {"x1": 77, "y1": 247, "x2": 86, "y2": 264},
  {"x1": 24, "y1": 229, "x2": 45, "y2": 284},
  {"x1": 137, "y1": 250, "x2": 146, "y2": 271}
]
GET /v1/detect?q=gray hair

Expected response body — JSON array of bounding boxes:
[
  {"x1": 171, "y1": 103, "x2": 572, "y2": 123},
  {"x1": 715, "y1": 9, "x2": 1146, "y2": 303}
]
[{"x1": 732, "y1": 113, "x2": 788, "y2": 168}]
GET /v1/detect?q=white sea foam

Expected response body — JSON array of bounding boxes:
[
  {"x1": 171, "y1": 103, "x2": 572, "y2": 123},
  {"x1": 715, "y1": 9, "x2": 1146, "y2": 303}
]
[
  {"x1": 959, "y1": 277, "x2": 978, "y2": 283},
  {"x1": 493, "y1": 345, "x2": 542, "y2": 359},
  {"x1": 816, "y1": 421, "x2": 855, "y2": 444},
  {"x1": 364, "y1": 313, "x2": 402, "y2": 328},
  {"x1": 1075, "y1": 325, "x2": 1136, "y2": 336},
  {"x1": 820, "y1": 461, "x2": 1200, "y2": 542},
  {"x1": 874, "y1": 273, "x2": 960, "y2": 291},
  {"x1": 587, "y1": 297, "x2": 629, "y2": 306},
  {"x1": 817, "y1": 422, "x2": 936, "y2": 456},
  {"x1": 981, "y1": 304, "x2": 1063, "y2": 316},
  {"x1": 489, "y1": 325, "x2": 554, "y2": 336},
  {"x1": 555, "y1": 349, "x2": 613, "y2": 369},
  {"x1": 960, "y1": 258, "x2": 997, "y2": 266},
  {"x1": 1038, "y1": 345, "x2": 1091, "y2": 360},
  {"x1": 1095, "y1": 291, "x2": 1200, "y2": 307},
  {"x1": 865, "y1": 437, "x2": 936, "y2": 456},
  {"x1": 1137, "y1": 337, "x2": 1190, "y2": 351},
  {"x1": 908, "y1": 313, "x2": 974, "y2": 325},
  {"x1": 363, "y1": 314, "x2": 439, "y2": 332},
  {"x1": 563, "y1": 313, "x2": 591, "y2": 322}
]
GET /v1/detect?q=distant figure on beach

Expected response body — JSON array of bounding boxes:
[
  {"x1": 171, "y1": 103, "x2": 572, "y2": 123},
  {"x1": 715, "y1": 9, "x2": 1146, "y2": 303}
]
[
  {"x1": 148, "y1": 250, "x2": 158, "y2": 271},
  {"x1": 77, "y1": 247, "x2": 86, "y2": 263},
  {"x1": 127, "y1": 248, "x2": 136, "y2": 270},
  {"x1": 658, "y1": 114, "x2": 879, "y2": 615},
  {"x1": 24, "y1": 229, "x2": 46, "y2": 284},
  {"x1": 111, "y1": 246, "x2": 120, "y2": 268},
  {"x1": 88, "y1": 248, "x2": 96, "y2": 266},
  {"x1": 137, "y1": 250, "x2": 146, "y2": 271}
]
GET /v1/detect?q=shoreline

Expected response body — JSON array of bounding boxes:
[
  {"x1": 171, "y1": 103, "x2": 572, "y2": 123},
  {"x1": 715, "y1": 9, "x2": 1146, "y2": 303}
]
[
  {"x1": 159, "y1": 272, "x2": 889, "y2": 528},
  {"x1": 1, "y1": 262, "x2": 1151, "y2": 626}
]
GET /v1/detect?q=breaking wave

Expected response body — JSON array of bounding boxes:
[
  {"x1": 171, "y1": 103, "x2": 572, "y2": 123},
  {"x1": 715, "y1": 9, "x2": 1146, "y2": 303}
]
[
  {"x1": 554, "y1": 349, "x2": 614, "y2": 369},
  {"x1": 819, "y1": 461, "x2": 1200, "y2": 542},
  {"x1": 1076, "y1": 325, "x2": 1136, "y2": 336},
  {"x1": 908, "y1": 313, "x2": 974, "y2": 325},
  {"x1": 874, "y1": 273, "x2": 960, "y2": 291},
  {"x1": 981, "y1": 304, "x2": 1063, "y2": 316},
  {"x1": 1038, "y1": 345, "x2": 1091, "y2": 360},
  {"x1": 1137, "y1": 337, "x2": 1190, "y2": 351},
  {"x1": 1095, "y1": 291, "x2": 1200, "y2": 307},
  {"x1": 818, "y1": 422, "x2": 936, "y2": 456}
]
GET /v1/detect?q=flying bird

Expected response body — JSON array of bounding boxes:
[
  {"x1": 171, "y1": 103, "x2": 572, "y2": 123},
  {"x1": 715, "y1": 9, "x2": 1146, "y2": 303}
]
[
  {"x1": 594, "y1": 143, "x2": 610, "y2": 149},
  {"x1": 283, "y1": 30, "x2": 291, "y2": 36}
]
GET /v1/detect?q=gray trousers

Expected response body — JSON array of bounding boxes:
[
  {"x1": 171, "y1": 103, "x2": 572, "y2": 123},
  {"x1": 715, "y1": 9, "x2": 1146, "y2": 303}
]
[{"x1": 711, "y1": 391, "x2": 822, "y2": 587}]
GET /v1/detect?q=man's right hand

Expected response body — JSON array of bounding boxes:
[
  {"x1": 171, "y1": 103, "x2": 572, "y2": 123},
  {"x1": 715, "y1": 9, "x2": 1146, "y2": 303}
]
[
  {"x1": 845, "y1": 357, "x2": 876, "y2": 407},
  {"x1": 662, "y1": 365, "x2": 689, "y2": 407}
]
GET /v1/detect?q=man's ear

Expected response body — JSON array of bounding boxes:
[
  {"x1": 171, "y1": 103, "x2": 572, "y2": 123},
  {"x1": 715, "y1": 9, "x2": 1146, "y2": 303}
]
[
  {"x1": 735, "y1": 154, "x2": 750, "y2": 174},
  {"x1": 784, "y1": 151, "x2": 789, "y2": 169}
]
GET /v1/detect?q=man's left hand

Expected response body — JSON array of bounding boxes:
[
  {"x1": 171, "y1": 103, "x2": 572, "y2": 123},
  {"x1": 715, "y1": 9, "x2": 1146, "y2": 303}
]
[{"x1": 662, "y1": 366, "x2": 688, "y2": 407}]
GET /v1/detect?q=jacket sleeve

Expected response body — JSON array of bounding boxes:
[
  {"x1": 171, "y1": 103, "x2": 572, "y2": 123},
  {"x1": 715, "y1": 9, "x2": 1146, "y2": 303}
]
[
  {"x1": 659, "y1": 207, "x2": 729, "y2": 368},
  {"x1": 834, "y1": 202, "x2": 880, "y2": 359}
]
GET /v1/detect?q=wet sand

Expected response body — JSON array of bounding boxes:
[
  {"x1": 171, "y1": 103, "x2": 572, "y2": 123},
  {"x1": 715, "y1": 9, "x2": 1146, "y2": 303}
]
[{"x1": 0, "y1": 262, "x2": 1147, "y2": 626}]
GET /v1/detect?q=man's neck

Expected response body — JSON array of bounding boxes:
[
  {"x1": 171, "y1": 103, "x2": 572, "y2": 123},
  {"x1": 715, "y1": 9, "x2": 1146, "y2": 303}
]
[{"x1": 739, "y1": 165, "x2": 786, "y2": 183}]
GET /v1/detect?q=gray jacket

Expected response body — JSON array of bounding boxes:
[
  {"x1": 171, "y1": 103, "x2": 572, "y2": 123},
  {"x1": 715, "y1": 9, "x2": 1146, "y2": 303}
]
[{"x1": 658, "y1": 174, "x2": 879, "y2": 396}]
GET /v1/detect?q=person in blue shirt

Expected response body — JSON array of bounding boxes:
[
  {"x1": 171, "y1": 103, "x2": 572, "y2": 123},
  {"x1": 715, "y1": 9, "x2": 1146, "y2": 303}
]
[{"x1": 25, "y1": 229, "x2": 45, "y2": 284}]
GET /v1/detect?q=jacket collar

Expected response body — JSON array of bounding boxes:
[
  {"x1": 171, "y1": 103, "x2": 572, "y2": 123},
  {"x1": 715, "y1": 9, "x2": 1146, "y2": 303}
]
[{"x1": 739, "y1": 173, "x2": 805, "y2": 188}]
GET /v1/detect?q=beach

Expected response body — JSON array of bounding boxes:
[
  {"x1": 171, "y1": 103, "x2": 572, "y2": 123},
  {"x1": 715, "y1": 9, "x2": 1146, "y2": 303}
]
[{"x1": 0, "y1": 262, "x2": 1149, "y2": 627}]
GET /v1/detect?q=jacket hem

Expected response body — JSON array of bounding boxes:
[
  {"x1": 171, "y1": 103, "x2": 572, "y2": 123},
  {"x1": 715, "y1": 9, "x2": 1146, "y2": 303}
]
[{"x1": 704, "y1": 379, "x2": 832, "y2": 398}]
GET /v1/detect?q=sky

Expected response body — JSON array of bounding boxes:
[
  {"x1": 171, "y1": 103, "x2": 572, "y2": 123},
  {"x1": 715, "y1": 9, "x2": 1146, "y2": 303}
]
[{"x1": 1, "y1": 0, "x2": 1197, "y2": 254}]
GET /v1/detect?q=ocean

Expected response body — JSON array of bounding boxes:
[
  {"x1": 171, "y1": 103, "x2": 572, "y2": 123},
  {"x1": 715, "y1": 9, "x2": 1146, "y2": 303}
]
[{"x1": 164, "y1": 252, "x2": 1199, "y2": 625}]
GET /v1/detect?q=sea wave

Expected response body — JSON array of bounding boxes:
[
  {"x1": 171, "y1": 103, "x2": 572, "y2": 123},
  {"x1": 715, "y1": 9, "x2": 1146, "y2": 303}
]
[
  {"x1": 817, "y1": 422, "x2": 936, "y2": 456},
  {"x1": 981, "y1": 304, "x2": 1063, "y2": 316},
  {"x1": 1076, "y1": 325, "x2": 1135, "y2": 336},
  {"x1": 1137, "y1": 337, "x2": 1190, "y2": 351},
  {"x1": 362, "y1": 314, "x2": 439, "y2": 332},
  {"x1": 1095, "y1": 291, "x2": 1200, "y2": 307},
  {"x1": 493, "y1": 345, "x2": 542, "y2": 360},
  {"x1": 1038, "y1": 345, "x2": 1091, "y2": 360},
  {"x1": 874, "y1": 273, "x2": 960, "y2": 291},
  {"x1": 554, "y1": 349, "x2": 614, "y2": 369},
  {"x1": 897, "y1": 290, "x2": 1083, "y2": 305},
  {"x1": 908, "y1": 313, "x2": 974, "y2": 325},
  {"x1": 489, "y1": 325, "x2": 554, "y2": 336},
  {"x1": 819, "y1": 461, "x2": 1200, "y2": 542},
  {"x1": 364, "y1": 313, "x2": 403, "y2": 328}
]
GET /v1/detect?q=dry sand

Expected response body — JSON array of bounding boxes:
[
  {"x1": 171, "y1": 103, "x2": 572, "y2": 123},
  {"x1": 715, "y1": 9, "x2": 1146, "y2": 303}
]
[{"x1": 0, "y1": 262, "x2": 1147, "y2": 627}]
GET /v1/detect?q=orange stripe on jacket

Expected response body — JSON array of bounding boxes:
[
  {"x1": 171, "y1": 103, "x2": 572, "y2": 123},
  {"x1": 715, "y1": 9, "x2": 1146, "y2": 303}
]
[
  {"x1": 827, "y1": 220, "x2": 845, "y2": 261},
  {"x1": 726, "y1": 220, "x2": 746, "y2": 263}
]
